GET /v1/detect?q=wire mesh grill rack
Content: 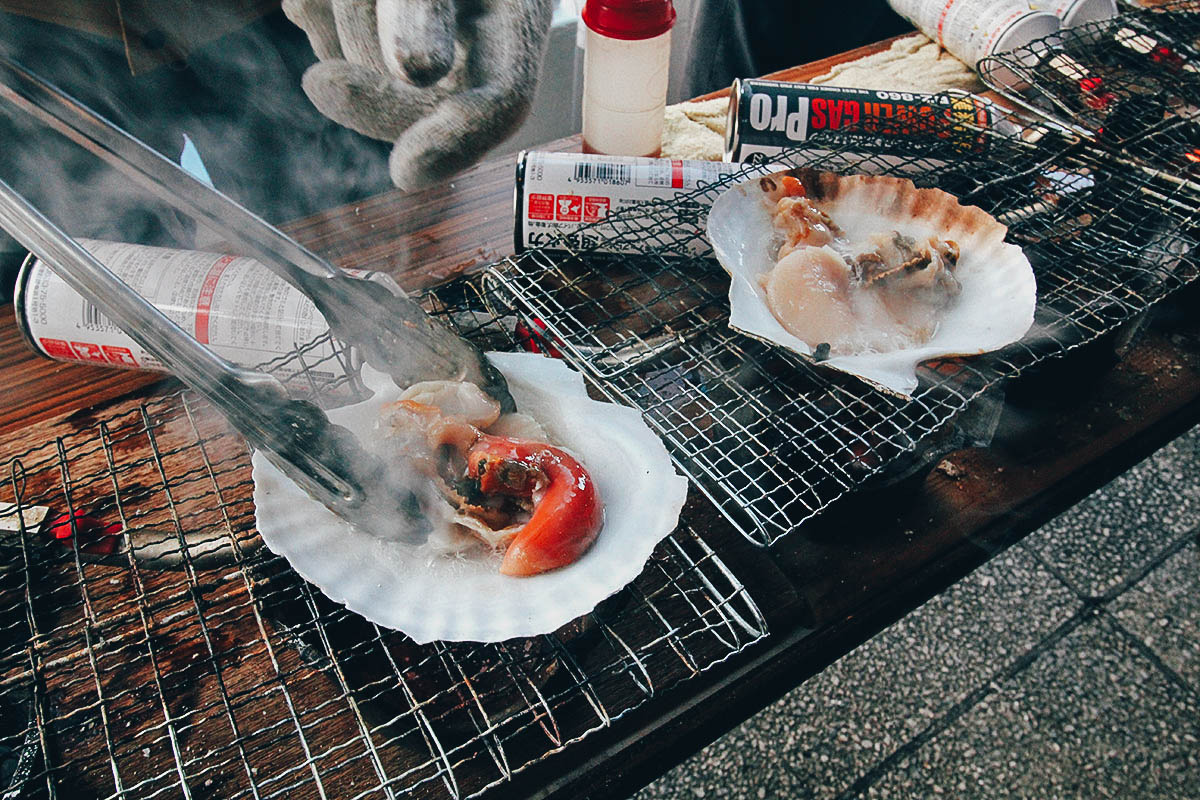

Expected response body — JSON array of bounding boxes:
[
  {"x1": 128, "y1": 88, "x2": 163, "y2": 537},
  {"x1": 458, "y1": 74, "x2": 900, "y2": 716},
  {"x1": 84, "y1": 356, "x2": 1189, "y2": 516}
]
[
  {"x1": 979, "y1": 2, "x2": 1200, "y2": 174},
  {"x1": 0, "y1": 278, "x2": 767, "y2": 800},
  {"x1": 486, "y1": 103, "x2": 1200, "y2": 545}
]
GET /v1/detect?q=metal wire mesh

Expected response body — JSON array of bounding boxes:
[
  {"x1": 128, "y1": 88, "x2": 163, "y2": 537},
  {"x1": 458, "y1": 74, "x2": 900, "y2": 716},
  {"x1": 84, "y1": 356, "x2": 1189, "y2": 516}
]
[
  {"x1": 486, "y1": 99, "x2": 1200, "y2": 545},
  {"x1": 980, "y1": 2, "x2": 1200, "y2": 174},
  {"x1": 4, "y1": 6, "x2": 1198, "y2": 792},
  {"x1": 0, "y1": 278, "x2": 767, "y2": 799}
]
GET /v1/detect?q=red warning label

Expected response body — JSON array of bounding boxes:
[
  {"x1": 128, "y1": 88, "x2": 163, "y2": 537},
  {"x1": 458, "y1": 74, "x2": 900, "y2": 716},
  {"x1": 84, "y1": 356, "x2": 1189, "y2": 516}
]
[
  {"x1": 583, "y1": 196, "x2": 610, "y2": 223},
  {"x1": 195, "y1": 255, "x2": 236, "y2": 345},
  {"x1": 101, "y1": 345, "x2": 139, "y2": 367},
  {"x1": 39, "y1": 338, "x2": 75, "y2": 359},
  {"x1": 69, "y1": 341, "x2": 108, "y2": 363},
  {"x1": 527, "y1": 193, "x2": 555, "y2": 220},
  {"x1": 555, "y1": 195, "x2": 582, "y2": 222}
]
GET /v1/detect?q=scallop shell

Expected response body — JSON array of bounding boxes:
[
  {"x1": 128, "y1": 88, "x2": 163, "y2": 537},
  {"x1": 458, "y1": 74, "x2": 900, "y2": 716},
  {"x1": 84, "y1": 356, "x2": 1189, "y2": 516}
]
[
  {"x1": 707, "y1": 168, "x2": 1037, "y2": 395},
  {"x1": 251, "y1": 352, "x2": 688, "y2": 644}
]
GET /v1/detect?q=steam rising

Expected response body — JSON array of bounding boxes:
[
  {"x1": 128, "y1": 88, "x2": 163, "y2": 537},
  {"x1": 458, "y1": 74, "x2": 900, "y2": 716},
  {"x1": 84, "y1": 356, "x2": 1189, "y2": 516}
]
[
  {"x1": 0, "y1": 8, "x2": 394, "y2": 249},
  {"x1": 0, "y1": 8, "x2": 457, "y2": 535}
]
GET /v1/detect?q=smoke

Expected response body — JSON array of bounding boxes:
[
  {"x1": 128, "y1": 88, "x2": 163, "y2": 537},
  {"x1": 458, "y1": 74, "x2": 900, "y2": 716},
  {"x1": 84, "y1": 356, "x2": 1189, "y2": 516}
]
[
  {"x1": 0, "y1": 7, "x2": 525, "y2": 547},
  {"x1": 0, "y1": 9, "x2": 412, "y2": 510},
  {"x1": 0, "y1": 8, "x2": 395, "y2": 249}
]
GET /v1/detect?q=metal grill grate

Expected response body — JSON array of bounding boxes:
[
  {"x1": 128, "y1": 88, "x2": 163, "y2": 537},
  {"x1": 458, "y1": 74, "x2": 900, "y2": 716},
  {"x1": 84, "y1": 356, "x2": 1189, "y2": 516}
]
[
  {"x1": 487, "y1": 97, "x2": 1200, "y2": 545},
  {"x1": 5, "y1": 6, "x2": 1199, "y2": 793},
  {"x1": 0, "y1": 278, "x2": 767, "y2": 800},
  {"x1": 979, "y1": 1, "x2": 1200, "y2": 173}
]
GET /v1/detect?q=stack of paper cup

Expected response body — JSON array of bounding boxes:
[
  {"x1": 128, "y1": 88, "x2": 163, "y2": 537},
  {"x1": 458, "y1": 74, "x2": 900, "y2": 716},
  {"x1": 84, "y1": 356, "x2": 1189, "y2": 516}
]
[{"x1": 1030, "y1": 0, "x2": 1120, "y2": 28}]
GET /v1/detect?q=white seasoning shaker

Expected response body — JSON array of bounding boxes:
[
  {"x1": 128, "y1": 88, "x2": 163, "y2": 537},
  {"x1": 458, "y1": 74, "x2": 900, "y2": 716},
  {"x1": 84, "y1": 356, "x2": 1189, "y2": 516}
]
[{"x1": 580, "y1": 0, "x2": 676, "y2": 156}]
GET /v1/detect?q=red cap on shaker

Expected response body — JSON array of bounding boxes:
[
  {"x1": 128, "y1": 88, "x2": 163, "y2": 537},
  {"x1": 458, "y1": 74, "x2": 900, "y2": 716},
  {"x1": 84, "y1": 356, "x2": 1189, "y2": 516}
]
[{"x1": 582, "y1": 0, "x2": 676, "y2": 41}]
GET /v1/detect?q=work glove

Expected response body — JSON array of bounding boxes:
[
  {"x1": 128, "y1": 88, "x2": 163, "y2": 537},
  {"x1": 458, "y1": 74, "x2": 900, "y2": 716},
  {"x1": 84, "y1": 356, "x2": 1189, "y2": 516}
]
[{"x1": 283, "y1": 0, "x2": 555, "y2": 190}]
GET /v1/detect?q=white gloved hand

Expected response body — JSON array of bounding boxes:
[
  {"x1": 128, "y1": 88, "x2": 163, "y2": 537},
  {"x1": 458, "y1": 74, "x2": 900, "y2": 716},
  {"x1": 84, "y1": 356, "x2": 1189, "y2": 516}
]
[{"x1": 283, "y1": 0, "x2": 555, "y2": 189}]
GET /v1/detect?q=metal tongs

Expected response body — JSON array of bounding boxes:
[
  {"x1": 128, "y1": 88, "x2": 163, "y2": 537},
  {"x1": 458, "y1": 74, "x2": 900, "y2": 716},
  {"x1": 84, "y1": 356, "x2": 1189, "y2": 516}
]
[{"x1": 0, "y1": 55, "x2": 514, "y2": 544}]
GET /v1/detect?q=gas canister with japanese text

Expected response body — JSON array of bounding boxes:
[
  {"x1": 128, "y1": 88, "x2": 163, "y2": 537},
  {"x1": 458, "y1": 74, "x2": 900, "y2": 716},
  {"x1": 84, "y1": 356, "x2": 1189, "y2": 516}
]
[
  {"x1": 724, "y1": 79, "x2": 995, "y2": 163},
  {"x1": 14, "y1": 240, "x2": 391, "y2": 375},
  {"x1": 514, "y1": 151, "x2": 744, "y2": 254}
]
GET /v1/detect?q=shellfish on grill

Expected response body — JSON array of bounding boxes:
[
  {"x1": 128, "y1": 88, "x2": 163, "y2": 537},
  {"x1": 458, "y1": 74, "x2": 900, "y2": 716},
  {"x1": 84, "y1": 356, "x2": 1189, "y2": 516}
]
[
  {"x1": 707, "y1": 168, "x2": 1037, "y2": 395},
  {"x1": 251, "y1": 352, "x2": 688, "y2": 643}
]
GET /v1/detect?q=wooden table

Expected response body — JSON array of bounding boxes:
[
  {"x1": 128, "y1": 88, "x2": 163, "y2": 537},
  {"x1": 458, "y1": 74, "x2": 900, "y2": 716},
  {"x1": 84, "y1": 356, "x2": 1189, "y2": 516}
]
[{"x1": 3, "y1": 37, "x2": 1200, "y2": 800}]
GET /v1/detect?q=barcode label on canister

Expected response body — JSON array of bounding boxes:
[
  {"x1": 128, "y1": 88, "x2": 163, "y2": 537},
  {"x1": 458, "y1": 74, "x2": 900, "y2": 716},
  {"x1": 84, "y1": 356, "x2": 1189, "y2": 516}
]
[
  {"x1": 571, "y1": 161, "x2": 634, "y2": 184},
  {"x1": 80, "y1": 297, "x2": 112, "y2": 331},
  {"x1": 515, "y1": 152, "x2": 745, "y2": 254}
]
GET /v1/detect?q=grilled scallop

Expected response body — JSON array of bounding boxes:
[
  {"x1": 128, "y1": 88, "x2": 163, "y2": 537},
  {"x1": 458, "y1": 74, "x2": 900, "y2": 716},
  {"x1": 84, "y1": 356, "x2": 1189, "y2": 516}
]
[{"x1": 708, "y1": 167, "x2": 1036, "y2": 395}]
